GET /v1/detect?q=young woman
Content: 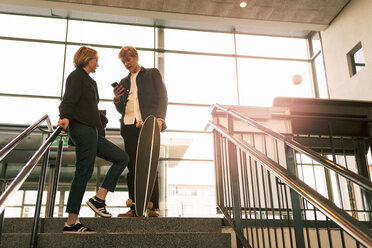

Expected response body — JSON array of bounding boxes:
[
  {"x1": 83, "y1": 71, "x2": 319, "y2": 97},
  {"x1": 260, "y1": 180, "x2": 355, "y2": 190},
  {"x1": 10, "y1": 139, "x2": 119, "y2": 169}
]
[{"x1": 58, "y1": 46, "x2": 129, "y2": 232}]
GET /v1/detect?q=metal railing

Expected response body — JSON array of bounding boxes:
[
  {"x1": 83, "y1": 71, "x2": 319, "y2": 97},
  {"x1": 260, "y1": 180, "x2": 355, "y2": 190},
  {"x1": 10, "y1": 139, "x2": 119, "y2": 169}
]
[
  {"x1": 0, "y1": 115, "x2": 63, "y2": 248},
  {"x1": 210, "y1": 104, "x2": 372, "y2": 248}
]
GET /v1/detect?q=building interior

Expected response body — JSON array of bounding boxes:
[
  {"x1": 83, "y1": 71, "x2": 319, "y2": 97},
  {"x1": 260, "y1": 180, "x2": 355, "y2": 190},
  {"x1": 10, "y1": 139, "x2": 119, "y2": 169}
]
[{"x1": 0, "y1": 0, "x2": 371, "y2": 247}]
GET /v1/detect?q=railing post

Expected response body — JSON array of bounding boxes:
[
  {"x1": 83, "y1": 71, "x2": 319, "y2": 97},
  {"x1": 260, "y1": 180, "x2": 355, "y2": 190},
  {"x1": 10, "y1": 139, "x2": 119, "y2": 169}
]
[
  {"x1": 285, "y1": 142, "x2": 305, "y2": 248},
  {"x1": 355, "y1": 138, "x2": 372, "y2": 221},
  {"x1": 227, "y1": 111, "x2": 244, "y2": 248},
  {"x1": 46, "y1": 138, "x2": 64, "y2": 217},
  {"x1": 30, "y1": 146, "x2": 51, "y2": 248},
  {"x1": 0, "y1": 159, "x2": 8, "y2": 237}
]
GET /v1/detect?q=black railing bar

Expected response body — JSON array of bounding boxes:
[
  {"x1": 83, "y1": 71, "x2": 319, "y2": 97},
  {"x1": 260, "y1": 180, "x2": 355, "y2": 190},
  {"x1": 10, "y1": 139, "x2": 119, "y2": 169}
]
[
  {"x1": 277, "y1": 178, "x2": 286, "y2": 248},
  {"x1": 313, "y1": 206, "x2": 322, "y2": 247},
  {"x1": 0, "y1": 115, "x2": 50, "y2": 161},
  {"x1": 209, "y1": 121, "x2": 372, "y2": 247},
  {"x1": 217, "y1": 206, "x2": 251, "y2": 248},
  {"x1": 211, "y1": 104, "x2": 372, "y2": 193},
  {"x1": 302, "y1": 198, "x2": 311, "y2": 248},
  {"x1": 0, "y1": 126, "x2": 62, "y2": 215}
]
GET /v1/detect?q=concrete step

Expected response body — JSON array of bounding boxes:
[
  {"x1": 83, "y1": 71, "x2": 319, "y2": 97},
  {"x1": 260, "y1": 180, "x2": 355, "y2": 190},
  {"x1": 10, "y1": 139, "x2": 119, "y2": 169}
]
[
  {"x1": 2, "y1": 217, "x2": 225, "y2": 233},
  {"x1": 0, "y1": 217, "x2": 232, "y2": 248}
]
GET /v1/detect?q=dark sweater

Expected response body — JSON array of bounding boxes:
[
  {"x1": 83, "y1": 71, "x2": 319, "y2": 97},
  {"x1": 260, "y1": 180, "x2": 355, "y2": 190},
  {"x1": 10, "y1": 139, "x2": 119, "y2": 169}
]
[
  {"x1": 59, "y1": 68, "x2": 103, "y2": 133},
  {"x1": 114, "y1": 67, "x2": 168, "y2": 129}
]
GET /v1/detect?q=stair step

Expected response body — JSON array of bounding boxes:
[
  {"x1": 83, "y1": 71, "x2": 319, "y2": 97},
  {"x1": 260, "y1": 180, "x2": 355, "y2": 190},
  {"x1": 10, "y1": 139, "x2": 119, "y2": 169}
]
[
  {"x1": 1, "y1": 232, "x2": 231, "y2": 248},
  {"x1": 3, "y1": 217, "x2": 224, "y2": 233}
]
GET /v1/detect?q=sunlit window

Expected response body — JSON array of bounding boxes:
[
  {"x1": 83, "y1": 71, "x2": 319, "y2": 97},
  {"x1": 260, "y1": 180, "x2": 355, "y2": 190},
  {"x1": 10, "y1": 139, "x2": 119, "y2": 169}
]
[
  {"x1": 236, "y1": 34, "x2": 308, "y2": 59},
  {"x1": 68, "y1": 20, "x2": 154, "y2": 48},
  {"x1": 163, "y1": 28, "x2": 234, "y2": 54},
  {"x1": 237, "y1": 58, "x2": 312, "y2": 106},
  {"x1": 0, "y1": 13, "x2": 67, "y2": 41},
  {"x1": 163, "y1": 53, "x2": 238, "y2": 105},
  {"x1": 0, "y1": 40, "x2": 65, "y2": 97}
]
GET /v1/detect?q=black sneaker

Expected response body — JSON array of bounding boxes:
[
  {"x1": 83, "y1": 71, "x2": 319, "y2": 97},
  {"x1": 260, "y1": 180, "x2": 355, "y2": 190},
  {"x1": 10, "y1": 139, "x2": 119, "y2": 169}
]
[
  {"x1": 63, "y1": 220, "x2": 95, "y2": 233},
  {"x1": 87, "y1": 196, "x2": 112, "y2": 218}
]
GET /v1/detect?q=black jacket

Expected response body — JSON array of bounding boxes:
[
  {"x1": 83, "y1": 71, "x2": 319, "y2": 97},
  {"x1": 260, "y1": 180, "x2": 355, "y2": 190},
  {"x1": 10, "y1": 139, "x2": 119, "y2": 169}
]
[
  {"x1": 114, "y1": 67, "x2": 168, "y2": 130},
  {"x1": 59, "y1": 68, "x2": 106, "y2": 135}
]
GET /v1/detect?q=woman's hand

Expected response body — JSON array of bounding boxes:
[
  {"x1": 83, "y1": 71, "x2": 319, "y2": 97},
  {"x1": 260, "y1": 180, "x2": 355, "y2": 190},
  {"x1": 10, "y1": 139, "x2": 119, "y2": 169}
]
[
  {"x1": 157, "y1": 119, "x2": 163, "y2": 131},
  {"x1": 58, "y1": 118, "x2": 69, "y2": 130}
]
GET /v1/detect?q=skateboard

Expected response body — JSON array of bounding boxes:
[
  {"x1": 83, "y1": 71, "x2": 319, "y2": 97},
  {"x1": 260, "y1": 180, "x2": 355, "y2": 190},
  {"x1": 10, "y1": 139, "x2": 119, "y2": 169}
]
[{"x1": 134, "y1": 115, "x2": 161, "y2": 217}]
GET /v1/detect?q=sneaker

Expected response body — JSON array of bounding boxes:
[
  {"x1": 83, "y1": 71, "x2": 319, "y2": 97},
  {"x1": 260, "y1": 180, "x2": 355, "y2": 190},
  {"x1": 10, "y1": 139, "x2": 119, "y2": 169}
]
[
  {"x1": 87, "y1": 196, "x2": 112, "y2": 218},
  {"x1": 63, "y1": 220, "x2": 95, "y2": 233},
  {"x1": 148, "y1": 209, "x2": 160, "y2": 217},
  {"x1": 117, "y1": 209, "x2": 137, "y2": 217}
]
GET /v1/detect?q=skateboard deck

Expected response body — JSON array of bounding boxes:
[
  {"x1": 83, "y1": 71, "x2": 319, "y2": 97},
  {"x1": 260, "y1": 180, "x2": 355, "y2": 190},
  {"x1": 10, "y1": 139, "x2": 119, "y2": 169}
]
[{"x1": 134, "y1": 115, "x2": 160, "y2": 217}]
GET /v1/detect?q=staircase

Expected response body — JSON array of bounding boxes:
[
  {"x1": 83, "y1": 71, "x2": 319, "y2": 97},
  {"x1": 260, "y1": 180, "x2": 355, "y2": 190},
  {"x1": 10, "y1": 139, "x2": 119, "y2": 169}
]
[{"x1": 0, "y1": 217, "x2": 231, "y2": 247}]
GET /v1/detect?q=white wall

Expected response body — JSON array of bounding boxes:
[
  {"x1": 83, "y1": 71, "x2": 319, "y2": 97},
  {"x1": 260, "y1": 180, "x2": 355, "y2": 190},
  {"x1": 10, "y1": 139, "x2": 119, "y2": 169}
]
[{"x1": 321, "y1": 0, "x2": 372, "y2": 100}]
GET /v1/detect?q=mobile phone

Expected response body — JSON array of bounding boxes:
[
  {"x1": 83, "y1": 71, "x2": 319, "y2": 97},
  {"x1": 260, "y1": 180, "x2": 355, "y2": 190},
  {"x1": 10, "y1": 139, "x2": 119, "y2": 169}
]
[{"x1": 111, "y1": 82, "x2": 119, "y2": 88}]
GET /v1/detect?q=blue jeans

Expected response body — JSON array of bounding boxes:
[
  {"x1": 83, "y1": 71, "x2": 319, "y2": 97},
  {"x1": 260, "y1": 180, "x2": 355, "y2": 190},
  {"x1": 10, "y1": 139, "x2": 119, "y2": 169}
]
[{"x1": 66, "y1": 122, "x2": 129, "y2": 214}]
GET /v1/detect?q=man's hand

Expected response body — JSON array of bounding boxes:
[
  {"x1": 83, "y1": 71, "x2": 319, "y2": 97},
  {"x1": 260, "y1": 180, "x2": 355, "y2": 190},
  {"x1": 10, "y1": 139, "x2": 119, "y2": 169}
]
[{"x1": 113, "y1": 85, "x2": 125, "y2": 102}]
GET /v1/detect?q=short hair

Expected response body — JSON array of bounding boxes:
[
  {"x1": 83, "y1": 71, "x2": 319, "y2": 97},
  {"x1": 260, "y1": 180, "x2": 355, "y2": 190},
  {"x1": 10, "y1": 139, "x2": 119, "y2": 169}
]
[
  {"x1": 118, "y1": 46, "x2": 138, "y2": 60},
  {"x1": 73, "y1": 46, "x2": 98, "y2": 68}
]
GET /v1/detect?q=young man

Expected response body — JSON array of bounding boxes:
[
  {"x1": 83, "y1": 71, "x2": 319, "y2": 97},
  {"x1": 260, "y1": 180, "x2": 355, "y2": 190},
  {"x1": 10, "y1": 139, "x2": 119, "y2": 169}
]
[{"x1": 113, "y1": 46, "x2": 168, "y2": 217}]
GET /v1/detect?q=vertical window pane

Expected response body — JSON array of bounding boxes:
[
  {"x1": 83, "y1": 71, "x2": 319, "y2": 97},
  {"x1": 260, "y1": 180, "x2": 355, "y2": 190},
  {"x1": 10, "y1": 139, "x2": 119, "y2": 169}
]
[
  {"x1": 0, "y1": 14, "x2": 67, "y2": 41},
  {"x1": 167, "y1": 161, "x2": 216, "y2": 217},
  {"x1": 236, "y1": 34, "x2": 308, "y2": 59},
  {"x1": 166, "y1": 105, "x2": 211, "y2": 131},
  {"x1": 98, "y1": 101, "x2": 121, "y2": 129},
  {"x1": 238, "y1": 58, "x2": 312, "y2": 106},
  {"x1": 163, "y1": 29, "x2": 234, "y2": 54},
  {"x1": 315, "y1": 53, "x2": 329, "y2": 98},
  {"x1": 0, "y1": 40, "x2": 65, "y2": 96},
  {"x1": 68, "y1": 20, "x2": 154, "y2": 48},
  {"x1": 162, "y1": 132, "x2": 213, "y2": 160},
  {"x1": 164, "y1": 53, "x2": 237, "y2": 104},
  {"x1": 311, "y1": 32, "x2": 322, "y2": 54}
]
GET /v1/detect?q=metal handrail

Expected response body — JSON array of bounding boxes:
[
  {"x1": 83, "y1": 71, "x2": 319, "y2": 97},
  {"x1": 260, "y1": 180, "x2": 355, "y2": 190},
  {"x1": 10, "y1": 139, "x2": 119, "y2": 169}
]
[
  {"x1": 0, "y1": 116, "x2": 63, "y2": 248},
  {"x1": 211, "y1": 103, "x2": 372, "y2": 193},
  {"x1": 0, "y1": 126, "x2": 62, "y2": 214},
  {"x1": 209, "y1": 121, "x2": 372, "y2": 248},
  {"x1": 0, "y1": 114, "x2": 53, "y2": 161}
]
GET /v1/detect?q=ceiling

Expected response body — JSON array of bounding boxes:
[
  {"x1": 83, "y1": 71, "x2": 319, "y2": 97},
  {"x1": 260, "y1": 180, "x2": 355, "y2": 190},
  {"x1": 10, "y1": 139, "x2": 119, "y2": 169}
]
[{"x1": 0, "y1": 0, "x2": 351, "y2": 37}]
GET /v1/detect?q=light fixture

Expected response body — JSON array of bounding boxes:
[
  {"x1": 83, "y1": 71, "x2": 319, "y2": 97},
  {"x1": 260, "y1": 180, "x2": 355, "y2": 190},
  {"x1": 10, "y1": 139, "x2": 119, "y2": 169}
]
[{"x1": 240, "y1": 1, "x2": 247, "y2": 8}]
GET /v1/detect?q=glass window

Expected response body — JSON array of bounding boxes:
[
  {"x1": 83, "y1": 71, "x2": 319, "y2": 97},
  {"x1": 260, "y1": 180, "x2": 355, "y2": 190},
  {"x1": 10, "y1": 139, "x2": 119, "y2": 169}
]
[
  {"x1": 0, "y1": 96, "x2": 60, "y2": 125},
  {"x1": 161, "y1": 132, "x2": 213, "y2": 160},
  {"x1": 236, "y1": 34, "x2": 308, "y2": 59},
  {"x1": 163, "y1": 53, "x2": 237, "y2": 105},
  {"x1": 68, "y1": 20, "x2": 154, "y2": 48},
  {"x1": 63, "y1": 45, "x2": 155, "y2": 99},
  {"x1": 347, "y1": 42, "x2": 365, "y2": 76},
  {"x1": 166, "y1": 161, "x2": 216, "y2": 217},
  {"x1": 314, "y1": 53, "x2": 329, "y2": 98},
  {"x1": 0, "y1": 14, "x2": 67, "y2": 41},
  {"x1": 237, "y1": 58, "x2": 312, "y2": 106},
  {"x1": 0, "y1": 40, "x2": 66, "y2": 97},
  {"x1": 98, "y1": 100, "x2": 121, "y2": 129},
  {"x1": 163, "y1": 29, "x2": 234, "y2": 54},
  {"x1": 165, "y1": 105, "x2": 211, "y2": 131}
]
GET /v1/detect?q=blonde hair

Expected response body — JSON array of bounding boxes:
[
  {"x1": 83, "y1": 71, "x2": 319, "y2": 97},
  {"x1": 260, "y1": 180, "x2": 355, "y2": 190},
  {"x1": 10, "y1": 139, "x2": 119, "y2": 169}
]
[
  {"x1": 73, "y1": 46, "x2": 98, "y2": 68},
  {"x1": 118, "y1": 46, "x2": 138, "y2": 60}
]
